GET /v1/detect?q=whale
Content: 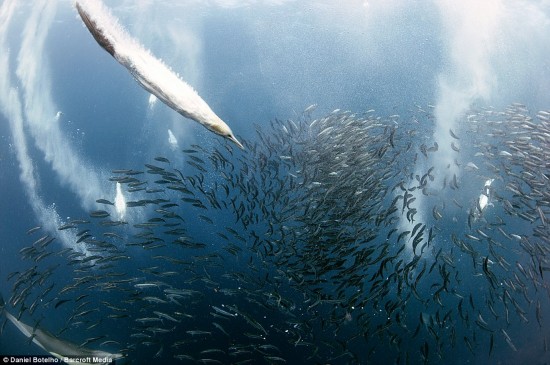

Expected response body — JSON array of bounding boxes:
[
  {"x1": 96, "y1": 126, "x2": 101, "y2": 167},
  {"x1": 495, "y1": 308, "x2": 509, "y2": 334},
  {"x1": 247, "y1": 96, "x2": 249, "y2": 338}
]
[
  {"x1": 75, "y1": 0, "x2": 243, "y2": 149},
  {"x1": 0, "y1": 296, "x2": 124, "y2": 363}
]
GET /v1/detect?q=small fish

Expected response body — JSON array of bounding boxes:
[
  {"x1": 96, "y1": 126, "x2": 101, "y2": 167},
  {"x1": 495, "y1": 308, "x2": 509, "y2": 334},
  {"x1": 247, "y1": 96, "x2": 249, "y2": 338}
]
[
  {"x1": 95, "y1": 199, "x2": 114, "y2": 205},
  {"x1": 186, "y1": 330, "x2": 212, "y2": 336},
  {"x1": 26, "y1": 226, "x2": 42, "y2": 235},
  {"x1": 54, "y1": 299, "x2": 71, "y2": 309},
  {"x1": 449, "y1": 128, "x2": 460, "y2": 139},
  {"x1": 89, "y1": 210, "x2": 110, "y2": 218},
  {"x1": 154, "y1": 156, "x2": 170, "y2": 163},
  {"x1": 153, "y1": 311, "x2": 180, "y2": 323}
]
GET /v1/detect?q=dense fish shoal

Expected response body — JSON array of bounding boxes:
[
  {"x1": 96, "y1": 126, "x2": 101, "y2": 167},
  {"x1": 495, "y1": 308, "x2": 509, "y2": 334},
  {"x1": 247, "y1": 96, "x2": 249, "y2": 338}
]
[{"x1": 4, "y1": 104, "x2": 550, "y2": 364}]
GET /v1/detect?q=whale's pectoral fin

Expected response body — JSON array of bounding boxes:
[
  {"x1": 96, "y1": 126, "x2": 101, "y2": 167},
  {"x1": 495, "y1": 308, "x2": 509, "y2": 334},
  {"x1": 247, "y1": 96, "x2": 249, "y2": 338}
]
[{"x1": 75, "y1": 2, "x2": 115, "y2": 57}]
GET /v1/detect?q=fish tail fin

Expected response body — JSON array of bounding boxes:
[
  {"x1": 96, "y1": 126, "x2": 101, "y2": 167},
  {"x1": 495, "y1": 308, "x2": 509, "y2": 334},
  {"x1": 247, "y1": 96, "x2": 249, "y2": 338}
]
[{"x1": 0, "y1": 293, "x2": 4, "y2": 311}]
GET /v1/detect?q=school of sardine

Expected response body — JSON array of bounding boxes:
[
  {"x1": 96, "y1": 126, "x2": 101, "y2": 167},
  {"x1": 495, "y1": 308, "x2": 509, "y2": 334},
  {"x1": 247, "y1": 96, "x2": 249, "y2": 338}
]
[{"x1": 3, "y1": 103, "x2": 550, "y2": 364}]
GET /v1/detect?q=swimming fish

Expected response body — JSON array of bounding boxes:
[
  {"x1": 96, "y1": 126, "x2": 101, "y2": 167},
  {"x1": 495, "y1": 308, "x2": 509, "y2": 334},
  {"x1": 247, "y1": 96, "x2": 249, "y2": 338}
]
[
  {"x1": 0, "y1": 295, "x2": 123, "y2": 363},
  {"x1": 9, "y1": 103, "x2": 550, "y2": 364},
  {"x1": 75, "y1": 1, "x2": 243, "y2": 149}
]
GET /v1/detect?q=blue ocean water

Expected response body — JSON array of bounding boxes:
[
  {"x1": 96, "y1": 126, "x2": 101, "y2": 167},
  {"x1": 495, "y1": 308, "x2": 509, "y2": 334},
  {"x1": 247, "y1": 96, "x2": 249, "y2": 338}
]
[{"x1": 1, "y1": 1, "x2": 550, "y2": 364}]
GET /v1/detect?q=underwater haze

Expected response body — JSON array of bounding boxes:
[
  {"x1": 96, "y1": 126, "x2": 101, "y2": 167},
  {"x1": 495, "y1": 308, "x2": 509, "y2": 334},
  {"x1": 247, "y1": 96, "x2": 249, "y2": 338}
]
[{"x1": 1, "y1": 0, "x2": 550, "y2": 364}]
